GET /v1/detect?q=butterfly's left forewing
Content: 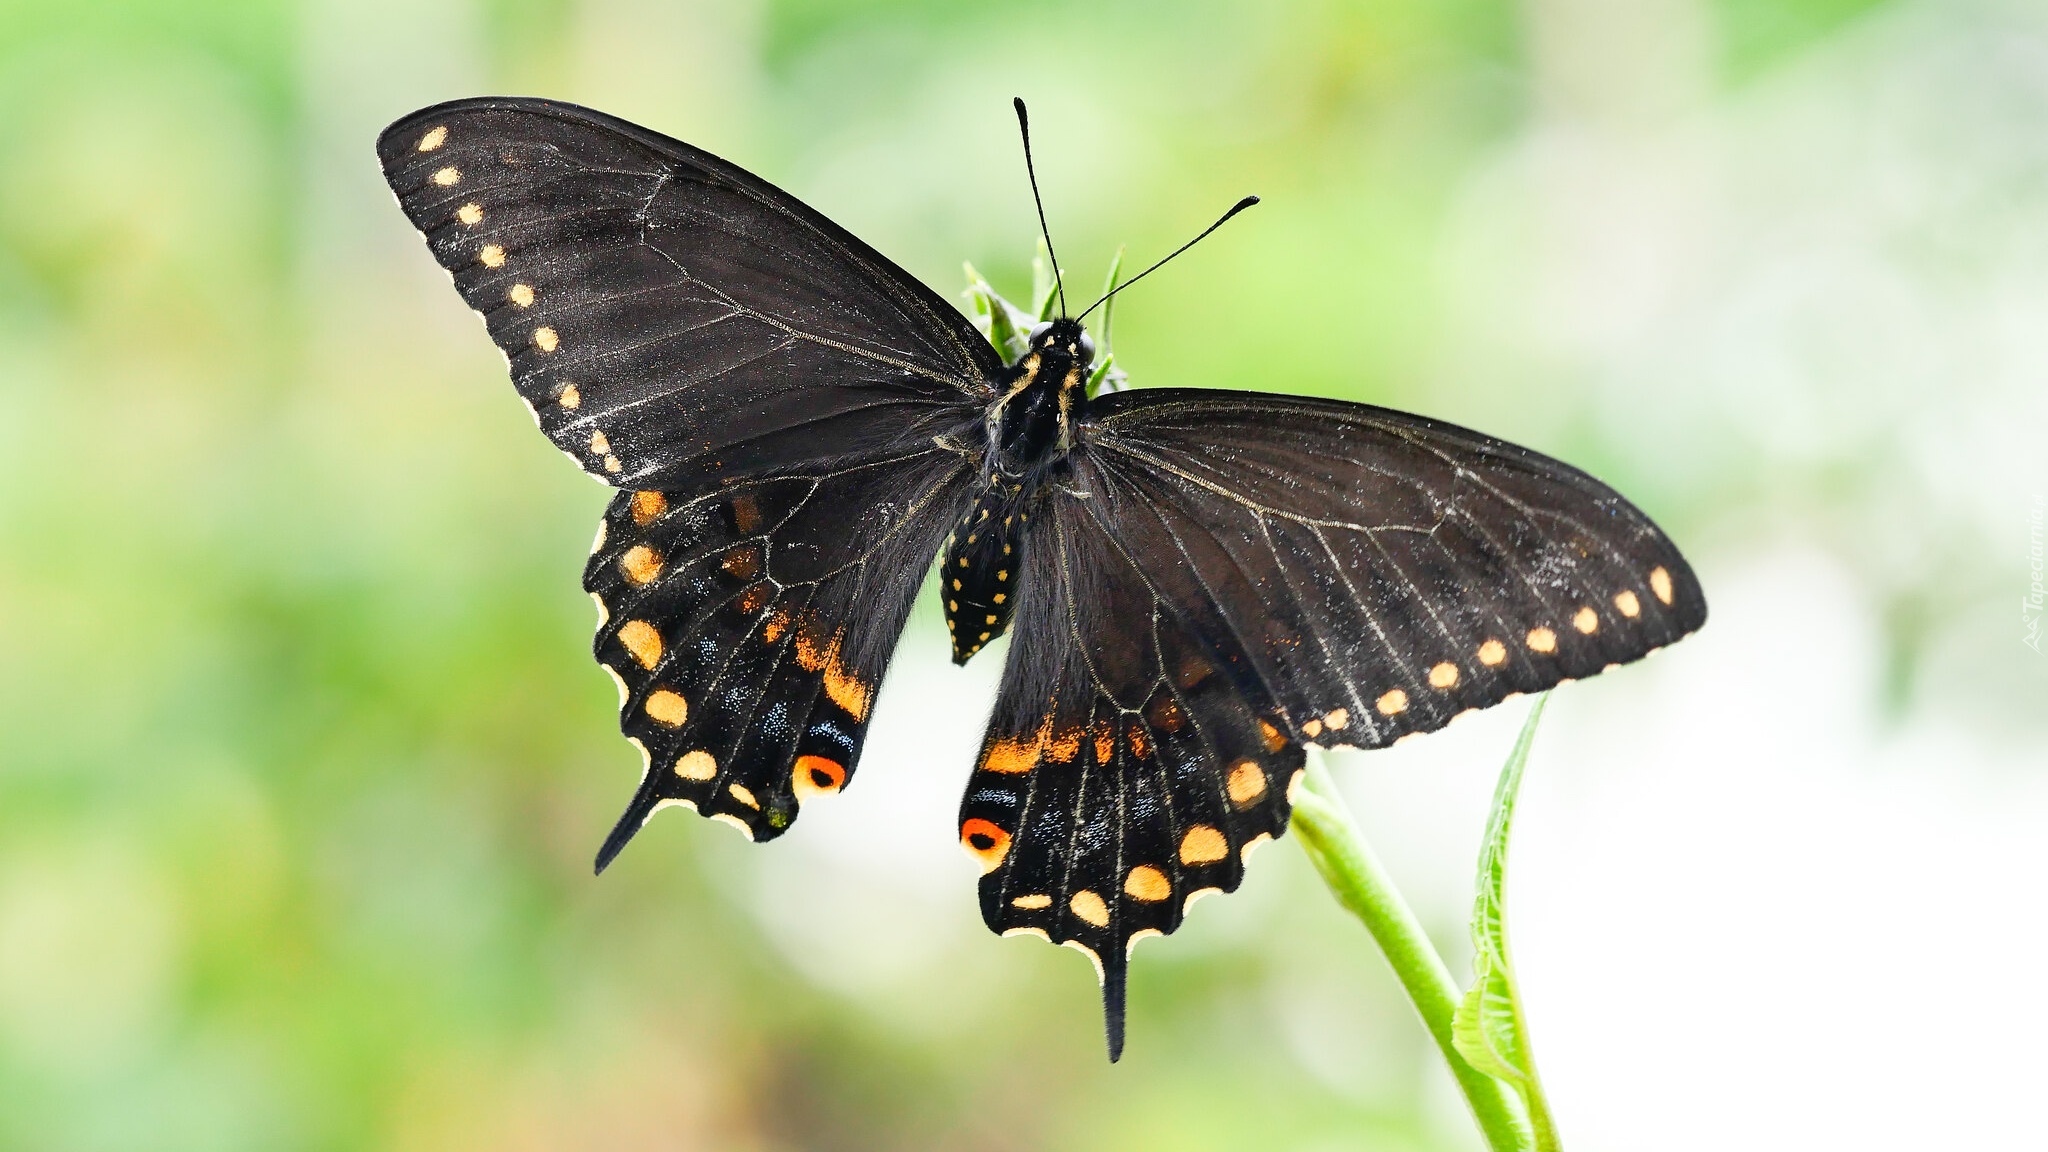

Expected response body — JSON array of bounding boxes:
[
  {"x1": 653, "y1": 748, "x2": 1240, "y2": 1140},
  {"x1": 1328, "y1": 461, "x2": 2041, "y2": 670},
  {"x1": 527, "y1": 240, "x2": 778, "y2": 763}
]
[{"x1": 1078, "y1": 389, "x2": 1707, "y2": 747}]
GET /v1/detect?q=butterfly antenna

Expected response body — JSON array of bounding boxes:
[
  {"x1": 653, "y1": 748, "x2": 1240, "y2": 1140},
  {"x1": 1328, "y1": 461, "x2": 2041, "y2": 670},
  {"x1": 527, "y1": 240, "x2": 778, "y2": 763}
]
[
  {"x1": 1013, "y1": 97, "x2": 1068, "y2": 317},
  {"x1": 1078, "y1": 195, "x2": 1260, "y2": 322},
  {"x1": 1100, "y1": 244, "x2": 1126, "y2": 354}
]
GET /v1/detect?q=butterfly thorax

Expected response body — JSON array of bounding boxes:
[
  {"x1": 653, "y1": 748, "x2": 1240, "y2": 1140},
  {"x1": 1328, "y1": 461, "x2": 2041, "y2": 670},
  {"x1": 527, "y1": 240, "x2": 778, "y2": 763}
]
[
  {"x1": 989, "y1": 318, "x2": 1093, "y2": 477},
  {"x1": 943, "y1": 319, "x2": 1094, "y2": 664}
]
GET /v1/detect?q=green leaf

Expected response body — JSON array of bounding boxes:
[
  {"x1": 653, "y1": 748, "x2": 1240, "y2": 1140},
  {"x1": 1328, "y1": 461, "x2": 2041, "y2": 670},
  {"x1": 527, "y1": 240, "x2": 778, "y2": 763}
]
[
  {"x1": 1030, "y1": 243, "x2": 1060, "y2": 320},
  {"x1": 1097, "y1": 245, "x2": 1125, "y2": 347},
  {"x1": 1085, "y1": 351, "x2": 1120, "y2": 397},
  {"x1": 961, "y1": 262, "x2": 1032, "y2": 364},
  {"x1": 1453, "y1": 696, "x2": 1546, "y2": 1082},
  {"x1": 1452, "y1": 695, "x2": 1562, "y2": 1150},
  {"x1": 1085, "y1": 248, "x2": 1129, "y2": 397}
]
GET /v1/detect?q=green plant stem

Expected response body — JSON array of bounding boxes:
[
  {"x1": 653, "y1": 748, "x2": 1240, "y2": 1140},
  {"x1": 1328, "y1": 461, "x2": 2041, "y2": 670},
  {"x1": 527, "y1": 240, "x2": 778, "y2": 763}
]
[
  {"x1": 1290, "y1": 757, "x2": 1531, "y2": 1152},
  {"x1": 1526, "y1": 1082, "x2": 1559, "y2": 1151}
]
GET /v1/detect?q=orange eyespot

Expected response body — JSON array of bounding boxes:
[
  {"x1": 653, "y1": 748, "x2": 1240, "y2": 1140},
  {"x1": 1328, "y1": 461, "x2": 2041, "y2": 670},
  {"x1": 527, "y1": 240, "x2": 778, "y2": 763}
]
[
  {"x1": 792, "y1": 754, "x2": 846, "y2": 801},
  {"x1": 960, "y1": 818, "x2": 1012, "y2": 873}
]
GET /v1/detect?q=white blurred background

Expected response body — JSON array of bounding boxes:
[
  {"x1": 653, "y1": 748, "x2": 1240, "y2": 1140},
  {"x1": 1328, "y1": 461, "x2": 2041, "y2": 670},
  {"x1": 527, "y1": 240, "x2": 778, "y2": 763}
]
[{"x1": 2, "y1": 0, "x2": 2043, "y2": 1147}]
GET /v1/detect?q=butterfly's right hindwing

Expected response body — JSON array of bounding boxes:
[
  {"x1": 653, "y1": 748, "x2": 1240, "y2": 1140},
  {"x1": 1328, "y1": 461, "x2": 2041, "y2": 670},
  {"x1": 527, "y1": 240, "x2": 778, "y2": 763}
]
[
  {"x1": 587, "y1": 448, "x2": 975, "y2": 864},
  {"x1": 377, "y1": 98, "x2": 996, "y2": 489}
]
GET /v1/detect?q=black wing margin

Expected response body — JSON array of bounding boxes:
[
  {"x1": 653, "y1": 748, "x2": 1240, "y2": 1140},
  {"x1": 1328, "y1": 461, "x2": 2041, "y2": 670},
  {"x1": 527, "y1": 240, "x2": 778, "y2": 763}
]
[{"x1": 377, "y1": 97, "x2": 998, "y2": 488}]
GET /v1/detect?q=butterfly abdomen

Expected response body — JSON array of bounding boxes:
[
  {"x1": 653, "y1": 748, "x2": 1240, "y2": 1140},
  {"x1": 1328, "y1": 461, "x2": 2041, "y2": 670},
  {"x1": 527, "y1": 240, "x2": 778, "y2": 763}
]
[{"x1": 943, "y1": 486, "x2": 1035, "y2": 664}]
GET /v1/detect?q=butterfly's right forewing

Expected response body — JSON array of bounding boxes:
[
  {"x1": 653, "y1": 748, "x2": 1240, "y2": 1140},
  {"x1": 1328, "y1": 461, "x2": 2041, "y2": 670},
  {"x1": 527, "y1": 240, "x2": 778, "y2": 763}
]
[{"x1": 377, "y1": 98, "x2": 996, "y2": 490}]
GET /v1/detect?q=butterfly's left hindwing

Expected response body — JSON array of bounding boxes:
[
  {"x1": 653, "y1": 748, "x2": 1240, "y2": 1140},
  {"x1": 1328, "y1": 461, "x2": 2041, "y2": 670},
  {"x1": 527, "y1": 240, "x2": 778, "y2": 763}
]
[
  {"x1": 962, "y1": 493, "x2": 1307, "y2": 1060},
  {"x1": 589, "y1": 447, "x2": 975, "y2": 863}
]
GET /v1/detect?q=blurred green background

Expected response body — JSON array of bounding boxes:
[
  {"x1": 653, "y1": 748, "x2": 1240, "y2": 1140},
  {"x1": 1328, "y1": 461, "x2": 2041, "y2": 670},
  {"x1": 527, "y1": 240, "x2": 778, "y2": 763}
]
[{"x1": 3, "y1": 0, "x2": 2045, "y2": 1149}]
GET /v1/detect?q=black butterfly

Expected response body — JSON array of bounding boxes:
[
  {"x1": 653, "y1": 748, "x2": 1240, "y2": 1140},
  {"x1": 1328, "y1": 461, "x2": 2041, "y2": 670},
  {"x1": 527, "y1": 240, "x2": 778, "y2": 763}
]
[{"x1": 378, "y1": 96, "x2": 1706, "y2": 1061}]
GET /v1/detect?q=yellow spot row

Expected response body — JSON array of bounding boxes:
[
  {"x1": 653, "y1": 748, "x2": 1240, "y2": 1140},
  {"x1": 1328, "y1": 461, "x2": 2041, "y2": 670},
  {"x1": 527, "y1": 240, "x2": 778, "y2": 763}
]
[
  {"x1": 1225, "y1": 759, "x2": 1265, "y2": 805},
  {"x1": 644, "y1": 688, "x2": 687, "y2": 727},
  {"x1": 1069, "y1": 890, "x2": 1108, "y2": 927},
  {"x1": 1350, "y1": 566, "x2": 1676, "y2": 732},
  {"x1": 620, "y1": 544, "x2": 663, "y2": 585},
  {"x1": 618, "y1": 620, "x2": 662, "y2": 670},
  {"x1": 1006, "y1": 865, "x2": 1182, "y2": 924},
  {"x1": 629, "y1": 490, "x2": 666, "y2": 524},
  {"x1": 675, "y1": 749, "x2": 716, "y2": 781}
]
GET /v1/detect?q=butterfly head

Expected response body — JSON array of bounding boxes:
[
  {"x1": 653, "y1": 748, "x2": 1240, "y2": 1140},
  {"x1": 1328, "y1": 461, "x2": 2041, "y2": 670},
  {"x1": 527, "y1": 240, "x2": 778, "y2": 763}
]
[{"x1": 1025, "y1": 317, "x2": 1096, "y2": 368}]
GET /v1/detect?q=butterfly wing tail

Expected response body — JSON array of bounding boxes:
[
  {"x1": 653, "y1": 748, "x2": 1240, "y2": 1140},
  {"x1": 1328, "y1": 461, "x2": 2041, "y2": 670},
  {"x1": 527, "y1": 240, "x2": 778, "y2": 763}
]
[
  {"x1": 594, "y1": 778, "x2": 663, "y2": 874},
  {"x1": 1102, "y1": 943, "x2": 1128, "y2": 1062}
]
